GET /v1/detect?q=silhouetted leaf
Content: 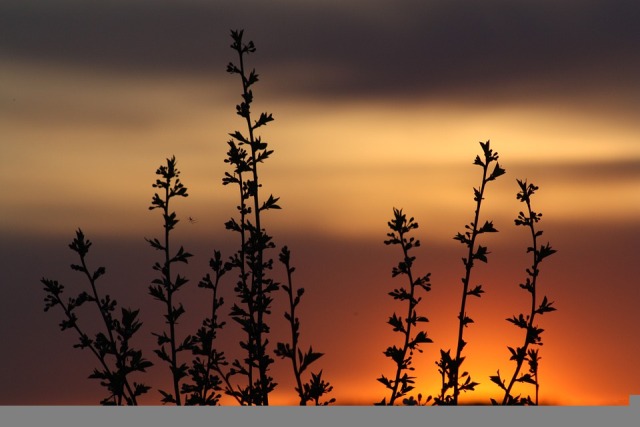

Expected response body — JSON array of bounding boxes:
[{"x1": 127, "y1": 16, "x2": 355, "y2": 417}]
[
  {"x1": 299, "y1": 347, "x2": 324, "y2": 374},
  {"x1": 247, "y1": 69, "x2": 260, "y2": 87},
  {"x1": 473, "y1": 245, "x2": 490, "y2": 263},
  {"x1": 506, "y1": 314, "x2": 528, "y2": 329},
  {"x1": 389, "y1": 288, "x2": 411, "y2": 301},
  {"x1": 490, "y1": 371, "x2": 506, "y2": 391},
  {"x1": 478, "y1": 220, "x2": 498, "y2": 233},
  {"x1": 516, "y1": 373, "x2": 537, "y2": 385},
  {"x1": 535, "y1": 296, "x2": 557, "y2": 315},
  {"x1": 453, "y1": 232, "x2": 471, "y2": 245},
  {"x1": 387, "y1": 313, "x2": 405, "y2": 333},
  {"x1": 259, "y1": 194, "x2": 281, "y2": 211},
  {"x1": 377, "y1": 375, "x2": 392, "y2": 389},
  {"x1": 487, "y1": 162, "x2": 506, "y2": 181},
  {"x1": 92, "y1": 266, "x2": 105, "y2": 281},
  {"x1": 70, "y1": 264, "x2": 84, "y2": 272},
  {"x1": 158, "y1": 389, "x2": 176, "y2": 404},
  {"x1": 467, "y1": 284, "x2": 484, "y2": 297},
  {"x1": 537, "y1": 243, "x2": 557, "y2": 262},
  {"x1": 253, "y1": 112, "x2": 273, "y2": 129},
  {"x1": 409, "y1": 331, "x2": 433, "y2": 348}
]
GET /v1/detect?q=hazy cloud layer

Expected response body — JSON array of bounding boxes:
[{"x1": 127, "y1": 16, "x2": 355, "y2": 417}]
[{"x1": 2, "y1": 0, "x2": 640, "y2": 100}]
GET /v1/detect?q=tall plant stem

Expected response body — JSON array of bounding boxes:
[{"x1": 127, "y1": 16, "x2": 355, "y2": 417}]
[
  {"x1": 441, "y1": 141, "x2": 504, "y2": 405},
  {"x1": 77, "y1": 253, "x2": 137, "y2": 405},
  {"x1": 147, "y1": 156, "x2": 192, "y2": 405},
  {"x1": 389, "y1": 229, "x2": 417, "y2": 405},
  {"x1": 452, "y1": 162, "x2": 489, "y2": 404},
  {"x1": 379, "y1": 209, "x2": 431, "y2": 405},
  {"x1": 227, "y1": 29, "x2": 281, "y2": 406},
  {"x1": 282, "y1": 254, "x2": 305, "y2": 405},
  {"x1": 238, "y1": 47, "x2": 267, "y2": 405},
  {"x1": 495, "y1": 180, "x2": 556, "y2": 405},
  {"x1": 162, "y1": 185, "x2": 181, "y2": 406},
  {"x1": 501, "y1": 196, "x2": 538, "y2": 403}
]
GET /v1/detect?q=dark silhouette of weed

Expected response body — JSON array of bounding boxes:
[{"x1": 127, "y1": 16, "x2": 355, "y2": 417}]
[
  {"x1": 377, "y1": 208, "x2": 432, "y2": 405},
  {"x1": 37, "y1": 29, "x2": 565, "y2": 408},
  {"x1": 403, "y1": 393, "x2": 431, "y2": 406},
  {"x1": 145, "y1": 156, "x2": 193, "y2": 405},
  {"x1": 434, "y1": 140, "x2": 505, "y2": 405},
  {"x1": 181, "y1": 250, "x2": 230, "y2": 405},
  {"x1": 40, "y1": 229, "x2": 152, "y2": 405},
  {"x1": 490, "y1": 180, "x2": 557, "y2": 405},
  {"x1": 38, "y1": 29, "x2": 335, "y2": 407},
  {"x1": 275, "y1": 246, "x2": 335, "y2": 405},
  {"x1": 222, "y1": 29, "x2": 281, "y2": 405}
]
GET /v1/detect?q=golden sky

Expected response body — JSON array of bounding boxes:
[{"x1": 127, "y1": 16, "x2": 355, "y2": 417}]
[{"x1": 1, "y1": 0, "x2": 639, "y2": 406}]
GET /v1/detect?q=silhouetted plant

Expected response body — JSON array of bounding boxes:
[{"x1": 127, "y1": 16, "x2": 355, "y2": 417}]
[
  {"x1": 275, "y1": 246, "x2": 335, "y2": 405},
  {"x1": 35, "y1": 27, "x2": 568, "y2": 408},
  {"x1": 181, "y1": 250, "x2": 230, "y2": 405},
  {"x1": 223, "y1": 29, "x2": 280, "y2": 405},
  {"x1": 434, "y1": 140, "x2": 505, "y2": 405},
  {"x1": 40, "y1": 229, "x2": 152, "y2": 405},
  {"x1": 490, "y1": 180, "x2": 556, "y2": 405},
  {"x1": 377, "y1": 208, "x2": 433, "y2": 405},
  {"x1": 146, "y1": 155, "x2": 193, "y2": 405},
  {"x1": 402, "y1": 393, "x2": 431, "y2": 406}
]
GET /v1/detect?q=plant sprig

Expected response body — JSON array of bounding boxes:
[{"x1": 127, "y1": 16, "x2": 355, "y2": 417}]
[
  {"x1": 435, "y1": 140, "x2": 505, "y2": 405},
  {"x1": 275, "y1": 246, "x2": 335, "y2": 405},
  {"x1": 224, "y1": 29, "x2": 280, "y2": 405},
  {"x1": 41, "y1": 229, "x2": 152, "y2": 405},
  {"x1": 490, "y1": 180, "x2": 556, "y2": 405},
  {"x1": 377, "y1": 208, "x2": 433, "y2": 405},
  {"x1": 146, "y1": 155, "x2": 193, "y2": 405},
  {"x1": 182, "y1": 251, "x2": 230, "y2": 405}
]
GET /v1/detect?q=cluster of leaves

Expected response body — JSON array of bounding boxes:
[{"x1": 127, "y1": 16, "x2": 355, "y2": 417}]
[
  {"x1": 145, "y1": 156, "x2": 194, "y2": 405},
  {"x1": 377, "y1": 208, "x2": 433, "y2": 405},
  {"x1": 435, "y1": 140, "x2": 505, "y2": 405},
  {"x1": 181, "y1": 251, "x2": 230, "y2": 405},
  {"x1": 275, "y1": 246, "x2": 335, "y2": 405},
  {"x1": 40, "y1": 229, "x2": 151, "y2": 405},
  {"x1": 490, "y1": 180, "x2": 557, "y2": 405}
]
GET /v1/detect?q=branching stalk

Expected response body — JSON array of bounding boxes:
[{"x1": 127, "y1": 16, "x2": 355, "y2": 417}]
[
  {"x1": 436, "y1": 140, "x2": 505, "y2": 405},
  {"x1": 378, "y1": 208, "x2": 432, "y2": 406},
  {"x1": 147, "y1": 156, "x2": 193, "y2": 405},
  {"x1": 225, "y1": 29, "x2": 280, "y2": 405},
  {"x1": 41, "y1": 230, "x2": 151, "y2": 405},
  {"x1": 276, "y1": 246, "x2": 335, "y2": 406},
  {"x1": 490, "y1": 180, "x2": 557, "y2": 405}
]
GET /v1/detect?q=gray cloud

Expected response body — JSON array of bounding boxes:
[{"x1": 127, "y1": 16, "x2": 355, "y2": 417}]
[{"x1": 2, "y1": 0, "x2": 640, "y2": 100}]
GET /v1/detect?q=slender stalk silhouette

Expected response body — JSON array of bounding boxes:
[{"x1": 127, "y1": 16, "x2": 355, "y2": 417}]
[
  {"x1": 377, "y1": 208, "x2": 432, "y2": 405},
  {"x1": 41, "y1": 230, "x2": 152, "y2": 405},
  {"x1": 435, "y1": 140, "x2": 505, "y2": 405},
  {"x1": 182, "y1": 251, "x2": 230, "y2": 405},
  {"x1": 146, "y1": 156, "x2": 193, "y2": 405},
  {"x1": 490, "y1": 180, "x2": 557, "y2": 405},
  {"x1": 275, "y1": 246, "x2": 335, "y2": 405},
  {"x1": 224, "y1": 29, "x2": 280, "y2": 405}
]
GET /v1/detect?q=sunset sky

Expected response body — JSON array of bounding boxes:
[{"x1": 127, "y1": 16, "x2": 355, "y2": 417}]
[{"x1": 1, "y1": 0, "x2": 639, "y2": 406}]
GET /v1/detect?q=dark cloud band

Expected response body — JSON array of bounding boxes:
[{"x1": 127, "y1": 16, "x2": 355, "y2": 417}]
[{"x1": 2, "y1": 0, "x2": 639, "y2": 99}]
